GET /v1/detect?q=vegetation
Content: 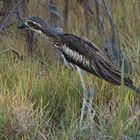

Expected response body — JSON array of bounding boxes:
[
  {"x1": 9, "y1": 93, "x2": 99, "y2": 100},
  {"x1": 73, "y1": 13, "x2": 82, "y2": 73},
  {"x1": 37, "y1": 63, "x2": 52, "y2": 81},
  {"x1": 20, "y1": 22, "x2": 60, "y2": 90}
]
[{"x1": 0, "y1": 0, "x2": 140, "y2": 139}]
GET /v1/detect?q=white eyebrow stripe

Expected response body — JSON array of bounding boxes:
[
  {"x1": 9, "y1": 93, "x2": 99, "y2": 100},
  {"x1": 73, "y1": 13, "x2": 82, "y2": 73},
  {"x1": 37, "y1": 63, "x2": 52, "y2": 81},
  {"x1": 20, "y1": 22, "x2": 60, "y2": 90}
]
[
  {"x1": 25, "y1": 20, "x2": 43, "y2": 34},
  {"x1": 26, "y1": 20, "x2": 42, "y2": 27},
  {"x1": 61, "y1": 45, "x2": 90, "y2": 68}
]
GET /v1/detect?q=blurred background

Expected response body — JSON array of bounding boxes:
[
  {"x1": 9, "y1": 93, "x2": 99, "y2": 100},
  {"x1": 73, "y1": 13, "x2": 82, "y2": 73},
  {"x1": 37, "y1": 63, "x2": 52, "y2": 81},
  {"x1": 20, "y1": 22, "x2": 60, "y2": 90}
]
[{"x1": 0, "y1": 0, "x2": 140, "y2": 139}]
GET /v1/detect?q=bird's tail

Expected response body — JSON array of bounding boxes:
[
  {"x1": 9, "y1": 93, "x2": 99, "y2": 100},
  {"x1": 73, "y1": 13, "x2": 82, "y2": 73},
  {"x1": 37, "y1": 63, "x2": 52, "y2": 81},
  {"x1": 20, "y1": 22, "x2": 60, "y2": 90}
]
[{"x1": 128, "y1": 84, "x2": 140, "y2": 95}]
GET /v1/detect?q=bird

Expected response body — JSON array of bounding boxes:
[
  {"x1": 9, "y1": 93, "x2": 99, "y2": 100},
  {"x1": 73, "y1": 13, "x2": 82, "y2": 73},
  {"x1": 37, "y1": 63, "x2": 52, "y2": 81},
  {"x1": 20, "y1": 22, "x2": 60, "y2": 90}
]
[
  {"x1": 19, "y1": 16, "x2": 140, "y2": 128},
  {"x1": 18, "y1": 16, "x2": 140, "y2": 94}
]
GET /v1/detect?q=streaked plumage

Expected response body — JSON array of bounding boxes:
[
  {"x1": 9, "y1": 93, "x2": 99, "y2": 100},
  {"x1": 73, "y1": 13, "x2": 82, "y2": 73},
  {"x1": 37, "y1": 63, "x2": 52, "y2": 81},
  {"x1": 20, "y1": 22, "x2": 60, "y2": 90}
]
[{"x1": 19, "y1": 16, "x2": 140, "y2": 94}]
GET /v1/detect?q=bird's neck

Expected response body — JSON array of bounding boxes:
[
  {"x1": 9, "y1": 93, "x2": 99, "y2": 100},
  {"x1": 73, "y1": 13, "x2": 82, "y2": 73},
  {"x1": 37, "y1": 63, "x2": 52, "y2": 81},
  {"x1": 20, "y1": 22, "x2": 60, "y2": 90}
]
[{"x1": 44, "y1": 27, "x2": 63, "y2": 37}]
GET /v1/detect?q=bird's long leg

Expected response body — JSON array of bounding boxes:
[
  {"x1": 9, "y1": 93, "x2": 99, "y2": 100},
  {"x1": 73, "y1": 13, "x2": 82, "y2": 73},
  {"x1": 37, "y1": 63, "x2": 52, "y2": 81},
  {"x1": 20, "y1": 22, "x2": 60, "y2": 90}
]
[
  {"x1": 61, "y1": 54, "x2": 75, "y2": 70},
  {"x1": 76, "y1": 66, "x2": 88, "y2": 129},
  {"x1": 61, "y1": 54, "x2": 69, "y2": 67},
  {"x1": 87, "y1": 78, "x2": 95, "y2": 125}
]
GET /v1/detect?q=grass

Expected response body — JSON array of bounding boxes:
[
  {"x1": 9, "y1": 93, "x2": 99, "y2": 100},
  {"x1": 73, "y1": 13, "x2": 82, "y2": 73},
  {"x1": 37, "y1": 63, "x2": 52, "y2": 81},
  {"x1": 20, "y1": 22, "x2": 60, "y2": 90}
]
[{"x1": 0, "y1": 0, "x2": 140, "y2": 139}]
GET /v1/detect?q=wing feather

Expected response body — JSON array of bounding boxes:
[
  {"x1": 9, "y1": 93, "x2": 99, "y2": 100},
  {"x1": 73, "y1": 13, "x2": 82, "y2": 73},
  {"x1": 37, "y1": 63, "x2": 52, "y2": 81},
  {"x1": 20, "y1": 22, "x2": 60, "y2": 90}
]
[{"x1": 59, "y1": 33, "x2": 133, "y2": 86}]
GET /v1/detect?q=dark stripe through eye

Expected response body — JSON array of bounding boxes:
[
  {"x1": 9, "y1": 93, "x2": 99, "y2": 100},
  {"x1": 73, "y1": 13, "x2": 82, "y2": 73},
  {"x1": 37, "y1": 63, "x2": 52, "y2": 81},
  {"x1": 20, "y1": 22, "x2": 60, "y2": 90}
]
[
  {"x1": 27, "y1": 21, "x2": 34, "y2": 26},
  {"x1": 27, "y1": 21, "x2": 42, "y2": 30}
]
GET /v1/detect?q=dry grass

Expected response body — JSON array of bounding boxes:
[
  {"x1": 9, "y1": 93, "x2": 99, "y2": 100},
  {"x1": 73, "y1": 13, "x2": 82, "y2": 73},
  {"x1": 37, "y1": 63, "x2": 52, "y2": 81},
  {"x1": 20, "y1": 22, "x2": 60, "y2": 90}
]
[{"x1": 0, "y1": 0, "x2": 140, "y2": 139}]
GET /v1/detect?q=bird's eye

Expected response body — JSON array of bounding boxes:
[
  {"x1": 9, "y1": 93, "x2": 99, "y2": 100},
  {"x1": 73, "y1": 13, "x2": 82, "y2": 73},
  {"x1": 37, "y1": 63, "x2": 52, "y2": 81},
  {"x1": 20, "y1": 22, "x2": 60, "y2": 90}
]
[
  {"x1": 27, "y1": 21, "x2": 34, "y2": 26},
  {"x1": 27, "y1": 21, "x2": 41, "y2": 30}
]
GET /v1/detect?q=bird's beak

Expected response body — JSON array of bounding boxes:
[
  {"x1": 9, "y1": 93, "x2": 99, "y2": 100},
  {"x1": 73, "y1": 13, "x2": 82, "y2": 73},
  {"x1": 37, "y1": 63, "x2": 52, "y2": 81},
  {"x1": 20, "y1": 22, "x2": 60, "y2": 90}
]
[{"x1": 18, "y1": 23, "x2": 27, "y2": 29}]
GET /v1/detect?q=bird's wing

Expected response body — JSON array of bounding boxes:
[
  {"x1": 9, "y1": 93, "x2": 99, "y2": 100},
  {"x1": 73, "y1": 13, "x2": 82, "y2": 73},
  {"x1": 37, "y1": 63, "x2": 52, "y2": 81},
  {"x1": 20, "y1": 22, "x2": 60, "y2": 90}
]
[{"x1": 60, "y1": 33, "x2": 133, "y2": 86}]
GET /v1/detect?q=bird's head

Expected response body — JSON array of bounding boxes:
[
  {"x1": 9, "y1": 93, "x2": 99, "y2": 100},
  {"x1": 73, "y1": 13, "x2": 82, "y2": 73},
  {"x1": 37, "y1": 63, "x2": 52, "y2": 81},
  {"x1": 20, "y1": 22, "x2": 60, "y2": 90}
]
[{"x1": 18, "y1": 16, "x2": 63, "y2": 36}]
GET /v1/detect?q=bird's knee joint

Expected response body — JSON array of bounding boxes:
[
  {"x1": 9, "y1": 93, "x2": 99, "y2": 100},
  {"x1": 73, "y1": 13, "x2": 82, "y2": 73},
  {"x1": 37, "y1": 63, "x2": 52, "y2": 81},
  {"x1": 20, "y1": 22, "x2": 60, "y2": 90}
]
[{"x1": 83, "y1": 90, "x2": 88, "y2": 97}]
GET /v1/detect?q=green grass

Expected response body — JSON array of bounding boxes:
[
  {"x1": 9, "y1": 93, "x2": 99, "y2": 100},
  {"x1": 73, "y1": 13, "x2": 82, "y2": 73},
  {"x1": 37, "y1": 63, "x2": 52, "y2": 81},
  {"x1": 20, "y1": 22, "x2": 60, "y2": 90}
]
[{"x1": 0, "y1": 0, "x2": 140, "y2": 139}]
